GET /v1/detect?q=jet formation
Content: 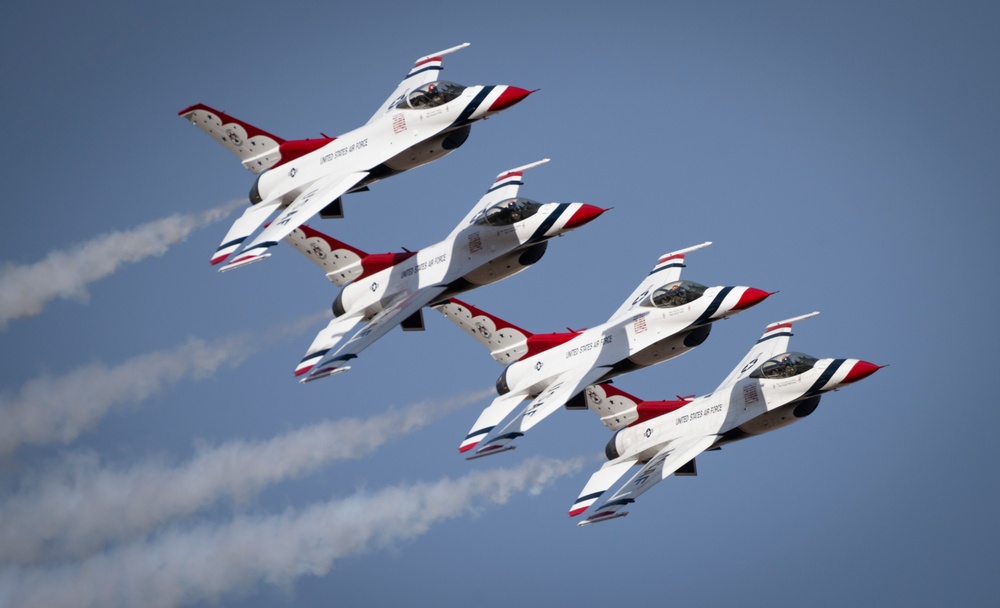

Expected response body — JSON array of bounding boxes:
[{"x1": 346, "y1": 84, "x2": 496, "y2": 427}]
[{"x1": 180, "y1": 43, "x2": 881, "y2": 524}]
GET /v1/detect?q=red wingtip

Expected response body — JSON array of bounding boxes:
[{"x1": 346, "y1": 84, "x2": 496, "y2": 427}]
[
  {"x1": 487, "y1": 86, "x2": 533, "y2": 112},
  {"x1": 732, "y1": 287, "x2": 773, "y2": 311},
  {"x1": 841, "y1": 360, "x2": 883, "y2": 384},
  {"x1": 458, "y1": 442, "x2": 478, "y2": 453},
  {"x1": 568, "y1": 507, "x2": 587, "y2": 518}
]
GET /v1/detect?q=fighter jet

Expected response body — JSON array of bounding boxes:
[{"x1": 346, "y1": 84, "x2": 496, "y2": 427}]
[
  {"x1": 290, "y1": 159, "x2": 605, "y2": 382},
  {"x1": 433, "y1": 243, "x2": 771, "y2": 458},
  {"x1": 179, "y1": 43, "x2": 532, "y2": 271},
  {"x1": 569, "y1": 312, "x2": 882, "y2": 525}
]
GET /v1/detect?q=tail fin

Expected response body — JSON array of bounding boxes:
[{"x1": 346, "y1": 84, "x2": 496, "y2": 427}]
[
  {"x1": 179, "y1": 103, "x2": 334, "y2": 174},
  {"x1": 585, "y1": 383, "x2": 693, "y2": 431},
  {"x1": 283, "y1": 225, "x2": 369, "y2": 286}
]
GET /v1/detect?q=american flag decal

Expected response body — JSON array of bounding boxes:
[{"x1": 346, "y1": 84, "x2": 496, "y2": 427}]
[
  {"x1": 633, "y1": 314, "x2": 647, "y2": 334},
  {"x1": 392, "y1": 113, "x2": 406, "y2": 134},
  {"x1": 468, "y1": 232, "x2": 482, "y2": 253}
]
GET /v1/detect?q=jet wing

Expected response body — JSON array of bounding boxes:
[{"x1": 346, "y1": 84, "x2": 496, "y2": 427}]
[
  {"x1": 714, "y1": 312, "x2": 820, "y2": 391},
  {"x1": 368, "y1": 43, "x2": 470, "y2": 124},
  {"x1": 297, "y1": 285, "x2": 448, "y2": 383},
  {"x1": 220, "y1": 171, "x2": 369, "y2": 271},
  {"x1": 573, "y1": 434, "x2": 718, "y2": 525},
  {"x1": 450, "y1": 159, "x2": 550, "y2": 232},
  {"x1": 610, "y1": 242, "x2": 712, "y2": 319},
  {"x1": 468, "y1": 364, "x2": 613, "y2": 458}
]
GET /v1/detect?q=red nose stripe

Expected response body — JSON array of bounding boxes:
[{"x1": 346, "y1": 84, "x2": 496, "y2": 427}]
[
  {"x1": 488, "y1": 86, "x2": 533, "y2": 112},
  {"x1": 842, "y1": 360, "x2": 882, "y2": 384},
  {"x1": 733, "y1": 288, "x2": 772, "y2": 311},
  {"x1": 563, "y1": 204, "x2": 606, "y2": 229}
]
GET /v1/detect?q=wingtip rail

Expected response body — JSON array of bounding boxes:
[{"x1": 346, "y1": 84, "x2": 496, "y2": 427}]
[
  {"x1": 465, "y1": 445, "x2": 516, "y2": 460},
  {"x1": 577, "y1": 511, "x2": 629, "y2": 526},
  {"x1": 504, "y1": 158, "x2": 551, "y2": 175},
  {"x1": 665, "y1": 241, "x2": 712, "y2": 258},
  {"x1": 217, "y1": 252, "x2": 270, "y2": 272},
  {"x1": 417, "y1": 42, "x2": 471, "y2": 63},
  {"x1": 768, "y1": 311, "x2": 821, "y2": 329},
  {"x1": 298, "y1": 366, "x2": 351, "y2": 384}
]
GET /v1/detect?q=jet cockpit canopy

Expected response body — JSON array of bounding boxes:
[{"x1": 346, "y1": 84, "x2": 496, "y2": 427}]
[
  {"x1": 473, "y1": 197, "x2": 542, "y2": 226},
  {"x1": 750, "y1": 352, "x2": 819, "y2": 379},
  {"x1": 644, "y1": 280, "x2": 708, "y2": 308},
  {"x1": 396, "y1": 81, "x2": 466, "y2": 110}
]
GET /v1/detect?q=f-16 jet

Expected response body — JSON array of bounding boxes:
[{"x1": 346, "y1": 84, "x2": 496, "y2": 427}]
[
  {"x1": 289, "y1": 159, "x2": 604, "y2": 382},
  {"x1": 569, "y1": 312, "x2": 882, "y2": 525},
  {"x1": 179, "y1": 43, "x2": 532, "y2": 271},
  {"x1": 433, "y1": 243, "x2": 771, "y2": 458}
]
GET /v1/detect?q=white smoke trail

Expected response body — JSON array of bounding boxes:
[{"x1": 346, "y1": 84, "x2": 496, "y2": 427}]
[
  {"x1": 0, "y1": 200, "x2": 243, "y2": 328},
  {"x1": 0, "y1": 456, "x2": 583, "y2": 608},
  {"x1": 0, "y1": 313, "x2": 322, "y2": 454},
  {"x1": 0, "y1": 389, "x2": 493, "y2": 565}
]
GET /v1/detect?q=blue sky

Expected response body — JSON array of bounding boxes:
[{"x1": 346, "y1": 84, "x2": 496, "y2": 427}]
[{"x1": 1, "y1": 1, "x2": 998, "y2": 606}]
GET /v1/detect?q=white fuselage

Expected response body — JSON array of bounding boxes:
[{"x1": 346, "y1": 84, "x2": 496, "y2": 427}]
[
  {"x1": 609, "y1": 357, "x2": 860, "y2": 462},
  {"x1": 499, "y1": 286, "x2": 753, "y2": 397},
  {"x1": 336, "y1": 202, "x2": 583, "y2": 319},
  {"x1": 253, "y1": 86, "x2": 499, "y2": 207}
]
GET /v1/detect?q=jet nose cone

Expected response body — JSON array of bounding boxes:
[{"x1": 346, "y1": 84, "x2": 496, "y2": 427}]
[
  {"x1": 563, "y1": 204, "x2": 607, "y2": 229},
  {"x1": 841, "y1": 360, "x2": 883, "y2": 384},
  {"x1": 487, "y1": 86, "x2": 533, "y2": 112},
  {"x1": 732, "y1": 287, "x2": 773, "y2": 311}
]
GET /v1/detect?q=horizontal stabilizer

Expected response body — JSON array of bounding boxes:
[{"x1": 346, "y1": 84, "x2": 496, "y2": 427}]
[
  {"x1": 179, "y1": 104, "x2": 285, "y2": 174},
  {"x1": 585, "y1": 383, "x2": 644, "y2": 430},
  {"x1": 459, "y1": 390, "x2": 528, "y2": 453},
  {"x1": 210, "y1": 200, "x2": 280, "y2": 266},
  {"x1": 569, "y1": 459, "x2": 636, "y2": 518},
  {"x1": 433, "y1": 298, "x2": 533, "y2": 364}
]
